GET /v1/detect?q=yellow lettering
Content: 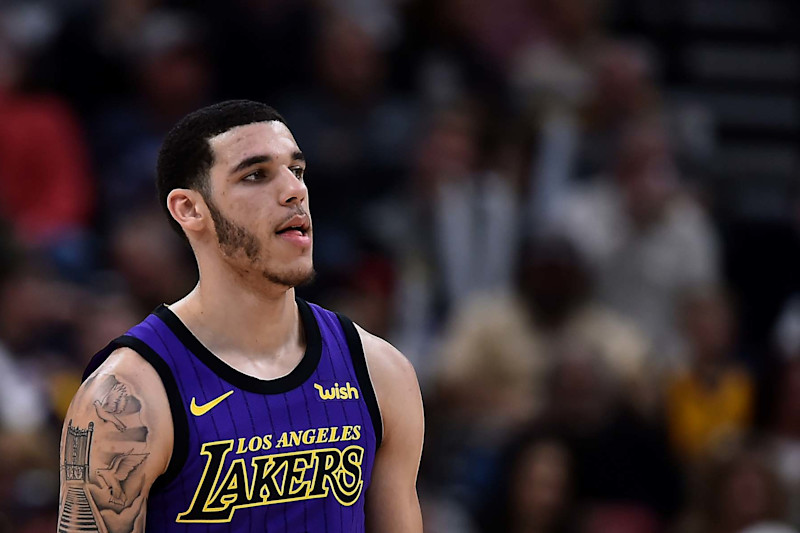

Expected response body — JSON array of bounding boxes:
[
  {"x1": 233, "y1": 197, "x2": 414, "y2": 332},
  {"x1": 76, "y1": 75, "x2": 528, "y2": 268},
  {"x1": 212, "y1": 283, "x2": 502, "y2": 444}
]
[
  {"x1": 248, "y1": 436, "x2": 262, "y2": 453},
  {"x1": 346, "y1": 382, "x2": 359, "y2": 400},
  {"x1": 288, "y1": 431, "x2": 302, "y2": 448},
  {"x1": 276, "y1": 432, "x2": 289, "y2": 448},
  {"x1": 236, "y1": 438, "x2": 247, "y2": 454},
  {"x1": 302, "y1": 429, "x2": 317, "y2": 445},
  {"x1": 314, "y1": 383, "x2": 336, "y2": 400},
  {"x1": 178, "y1": 443, "x2": 367, "y2": 522}
]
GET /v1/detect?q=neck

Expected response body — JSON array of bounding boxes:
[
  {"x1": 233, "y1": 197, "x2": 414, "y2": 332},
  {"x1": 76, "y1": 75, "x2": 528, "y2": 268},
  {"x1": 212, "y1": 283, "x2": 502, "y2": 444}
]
[
  {"x1": 693, "y1": 354, "x2": 725, "y2": 385},
  {"x1": 170, "y1": 256, "x2": 301, "y2": 360}
]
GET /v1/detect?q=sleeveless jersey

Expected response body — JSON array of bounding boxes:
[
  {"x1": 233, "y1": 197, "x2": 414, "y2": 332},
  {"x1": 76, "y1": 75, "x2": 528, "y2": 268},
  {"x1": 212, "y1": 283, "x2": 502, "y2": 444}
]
[{"x1": 83, "y1": 299, "x2": 382, "y2": 533}]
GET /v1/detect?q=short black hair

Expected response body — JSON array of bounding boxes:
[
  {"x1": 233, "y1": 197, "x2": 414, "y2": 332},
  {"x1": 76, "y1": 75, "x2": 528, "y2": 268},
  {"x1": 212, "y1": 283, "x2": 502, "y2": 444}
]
[{"x1": 156, "y1": 100, "x2": 287, "y2": 238}]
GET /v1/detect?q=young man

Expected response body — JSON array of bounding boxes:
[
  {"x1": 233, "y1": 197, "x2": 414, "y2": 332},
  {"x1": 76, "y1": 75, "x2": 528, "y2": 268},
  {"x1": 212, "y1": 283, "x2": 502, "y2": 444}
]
[{"x1": 58, "y1": 100, "x2": 424, "y2": 532}]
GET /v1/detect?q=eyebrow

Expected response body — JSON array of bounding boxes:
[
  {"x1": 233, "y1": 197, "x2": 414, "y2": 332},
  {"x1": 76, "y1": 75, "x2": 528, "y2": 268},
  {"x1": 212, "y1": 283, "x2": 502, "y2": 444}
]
[{"x1": 229, "y1": 151, "x2": 306, "y2": 174}]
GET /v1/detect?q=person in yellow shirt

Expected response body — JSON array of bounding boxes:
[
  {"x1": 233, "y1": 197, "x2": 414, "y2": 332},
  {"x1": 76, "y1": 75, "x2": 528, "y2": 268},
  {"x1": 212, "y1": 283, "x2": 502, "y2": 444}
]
[{"x1": 666, "y1": 286, "x2": 754, "y2": 462}]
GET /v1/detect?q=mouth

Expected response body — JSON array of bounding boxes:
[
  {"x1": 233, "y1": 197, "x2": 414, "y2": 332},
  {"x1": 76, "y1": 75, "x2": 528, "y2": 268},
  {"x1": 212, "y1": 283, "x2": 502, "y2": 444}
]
[{"x1": 275, "y1": 214, "x2": 311, "y2": 245}]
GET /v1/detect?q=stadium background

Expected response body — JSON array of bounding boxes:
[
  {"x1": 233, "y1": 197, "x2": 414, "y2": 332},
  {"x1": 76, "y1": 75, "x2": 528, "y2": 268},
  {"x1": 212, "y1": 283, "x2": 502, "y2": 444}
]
[{"x1": 0, "y1": 0, "x2": 798, "y2": 531}]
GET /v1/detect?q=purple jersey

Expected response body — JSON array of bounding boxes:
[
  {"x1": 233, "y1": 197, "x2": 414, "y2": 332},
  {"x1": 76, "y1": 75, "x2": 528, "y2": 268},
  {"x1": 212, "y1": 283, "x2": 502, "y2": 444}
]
[{"x1": 83, "y1": 299, "x2": 381, "y2": 532}]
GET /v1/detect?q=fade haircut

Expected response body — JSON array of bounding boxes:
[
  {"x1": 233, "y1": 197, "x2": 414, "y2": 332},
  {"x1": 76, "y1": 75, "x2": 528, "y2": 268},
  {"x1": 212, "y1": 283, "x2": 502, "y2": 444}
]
[{"x1": 156, "y1": 100, "x2": 287, "y2": 238}]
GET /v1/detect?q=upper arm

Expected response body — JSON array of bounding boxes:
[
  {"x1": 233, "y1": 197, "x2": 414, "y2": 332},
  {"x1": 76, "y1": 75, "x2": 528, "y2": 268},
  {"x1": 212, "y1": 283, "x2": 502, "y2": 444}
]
[
  {"x1": 58, "y1": 348, "x2": 173, "y2": 533},
  {"x1": 356, "y1": 325, "x2": 424, "y2": 533}
]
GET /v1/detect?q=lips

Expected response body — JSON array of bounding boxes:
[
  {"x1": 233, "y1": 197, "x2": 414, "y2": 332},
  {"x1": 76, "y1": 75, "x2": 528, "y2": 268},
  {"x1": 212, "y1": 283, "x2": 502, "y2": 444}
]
[{"x1": 275, "y1": 214, "x2": 310, "y2": 236}]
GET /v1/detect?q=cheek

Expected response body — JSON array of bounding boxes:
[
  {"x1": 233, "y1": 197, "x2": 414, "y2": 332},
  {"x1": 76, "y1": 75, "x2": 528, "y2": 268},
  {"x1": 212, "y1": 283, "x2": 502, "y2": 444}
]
[{"x1": 227, "y1": 196, "x2": 274, "y2": 231}]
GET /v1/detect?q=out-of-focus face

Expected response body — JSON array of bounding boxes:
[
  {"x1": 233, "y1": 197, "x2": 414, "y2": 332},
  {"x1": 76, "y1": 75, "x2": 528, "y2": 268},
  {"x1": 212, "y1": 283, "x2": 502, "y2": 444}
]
[
  {"x1": 316, "y1": 17, "x2": 383, "y2": 103},
  {"x1": 683, "y1": 292, "x2": 734, "y2": 362},
  {"x1": 512, "y1": 441, "x2": 571, "y2": 529},
  {"x1": 203, "y1": 120, "x2": 314, "y2": 287},
  {"x1": 615, "y1": 125, "x2": 678, "y2": 224},
  {"x1": 718, "y1": 457, "x2": 775, "y2": 528}
]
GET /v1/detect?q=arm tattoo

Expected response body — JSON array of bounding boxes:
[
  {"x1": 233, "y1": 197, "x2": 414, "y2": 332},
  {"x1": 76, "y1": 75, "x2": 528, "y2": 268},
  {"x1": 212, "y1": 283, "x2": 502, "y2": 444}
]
[{"x1": 58, "y1": 374, "x2": 152, "y2": 533}]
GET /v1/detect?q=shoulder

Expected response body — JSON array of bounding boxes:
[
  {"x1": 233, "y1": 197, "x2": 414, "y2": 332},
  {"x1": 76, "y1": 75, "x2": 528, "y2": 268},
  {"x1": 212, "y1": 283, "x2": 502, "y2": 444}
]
[
  {"x1": 83, "y1": 347, "x2": 170, "y2": 404},
  {"x1": 350, "y1": 328, "x2": 424, "y2": 531},
  {"x1": 73, "y1": 346, "x2": 173, "y2": 453},
  {"x1": 354, "y1": 326, "x2": 417, "y2": 384},
  {"x1": 60, "y1": 347, "x2": 174, "y2": 528},
  {"x1": 352, "y1": 325, "x2": 423, "y2": 440}
]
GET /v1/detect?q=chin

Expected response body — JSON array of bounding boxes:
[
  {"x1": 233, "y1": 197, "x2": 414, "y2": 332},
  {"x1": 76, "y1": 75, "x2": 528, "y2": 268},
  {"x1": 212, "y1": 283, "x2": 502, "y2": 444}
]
[{"x1": 262, "y1": 261, "x2": 316, "y2": 288}]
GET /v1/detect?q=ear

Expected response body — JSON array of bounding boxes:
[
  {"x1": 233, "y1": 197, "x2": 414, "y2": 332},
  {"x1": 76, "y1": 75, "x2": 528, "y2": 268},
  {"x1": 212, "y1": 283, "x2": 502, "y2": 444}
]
[{"x1": 167, "y1": 188, "x2": 208, "y2": 236}]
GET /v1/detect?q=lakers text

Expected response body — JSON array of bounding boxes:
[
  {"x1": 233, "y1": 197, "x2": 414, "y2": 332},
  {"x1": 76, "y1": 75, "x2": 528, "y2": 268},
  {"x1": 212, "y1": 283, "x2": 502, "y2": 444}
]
[{"x1": 177, "y1": 425, "x2": 364, "y2": 523}]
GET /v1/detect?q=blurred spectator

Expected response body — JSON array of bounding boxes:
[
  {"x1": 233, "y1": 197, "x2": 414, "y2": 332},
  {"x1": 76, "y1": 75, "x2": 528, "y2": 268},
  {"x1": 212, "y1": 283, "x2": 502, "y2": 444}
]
[
  {"x1": 432, "y1": 0, "x2": 544, "y2": 70},
  {"x1": 0, "y1": 19, "x2": 94, "y2": 274},
  {"x1": 511, "y1": 0, "x2": 608, "y2": 116},
  {"x1": 512, "y1": 0, "x2": 661, "y2": 216},
  {"x1": 90, "y1": 9, "x2": 211, "y2": 226},
  {"x1": 374, "y1": 103, "x2": 530, "y2": 371},
  {"x1": 481, "y1": 427, "x2": 575, "y2": 533},
  {"x1": 0, "y1": 257, "x2": 59, "y2": 533},
  {"x1": 421, "y1": 292, "x2": 543, "y2": 516},
  {"x1": 396, "y1": 0, "x2": 510, "y2": 107},
  {"x1": 0, "y1": 258, "x2": 81, "y2": 359},
  {"x1": 43, "y1": 0, "x2": 164, "y2": 115},
  {"x1": 0, "y1": 255, "x2": 87, "y2": 424},
  {"x1": 0, "y1": 343, "x2": 47, "y2": 434},
  {"x1": 191, "y1": 0, "x2": 315, "y2": 104},
  {"x1": 421, "y1": 490, "x2": 480, "y2": 533},
  {"x1": 279, "y1": 14, "x2": 418, "y2": 275},
  {"x1": 108, "y1": 208, "x2": 195, "y2": 314},
  {"x1": 723, "y1": 190, "x2": 800, "y2": 372},
  {"x1": 44, "y1": 289, "x2": 141, "y2": 422},
  {"x1": 548, "y1": 118, "x2": 720, "y2": 359},
  {"x1": 519, "y1": 236, "x2": 655, "y2": 413},
  {"x1": 766, "y1": 356, "x2": 800, "y2": 528},
  {"x1": 543, "y1": 344, "x2": 684, "y2": 525},
  {"x1": 682, "y1": 443, "x2": 794, "y2": 533},
  {"x1": 665, "y1": 287, "x2": 754, "y2": 463},
  {"x1": 579, "y1": 505, "x2": 661, "y2": 533},
  {"x1": 741, "y1": 525, "x2": 798, "y2": 533},
  {"x1": 419, "y1": 104, "x2": 521, "y2": 307},
  {"x1": 319, "y1": 249, "x2": 398, "y2": 340},
  {"x1": 318, "y1": 0, "x2": 406, "y2": 50}
]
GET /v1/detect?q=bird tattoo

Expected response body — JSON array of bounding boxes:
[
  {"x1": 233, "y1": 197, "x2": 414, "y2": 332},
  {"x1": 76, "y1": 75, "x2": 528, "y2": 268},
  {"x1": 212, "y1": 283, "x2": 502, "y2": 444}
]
[
  {"x1": 94, "y1": 380, "x2": 130, "y2": 432},
  {"x1": 95, "y1": 449, "x2": 149, "y2": 506}
]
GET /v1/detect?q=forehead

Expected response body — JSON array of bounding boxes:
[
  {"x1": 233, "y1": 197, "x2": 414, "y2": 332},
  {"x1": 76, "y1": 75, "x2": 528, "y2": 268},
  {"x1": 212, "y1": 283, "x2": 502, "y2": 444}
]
[{"x1": 208, "y1": 121, "x2": 299, "y2": 167}]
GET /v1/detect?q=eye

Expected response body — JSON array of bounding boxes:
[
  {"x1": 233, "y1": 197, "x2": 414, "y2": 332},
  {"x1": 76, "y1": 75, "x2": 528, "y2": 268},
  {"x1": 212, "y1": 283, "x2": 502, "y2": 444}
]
[
  {"x1": 291, "y1": 166, "x2": 305, "y2": 180},
  {"x1": 242, "y1": 169, "x2": 266, "y2": 182}
]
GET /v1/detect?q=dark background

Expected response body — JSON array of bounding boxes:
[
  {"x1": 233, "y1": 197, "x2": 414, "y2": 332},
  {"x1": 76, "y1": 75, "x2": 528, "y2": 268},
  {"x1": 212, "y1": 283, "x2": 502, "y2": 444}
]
[{"x1": 0, "y1": 0, "x2": 798, "y2": 531}]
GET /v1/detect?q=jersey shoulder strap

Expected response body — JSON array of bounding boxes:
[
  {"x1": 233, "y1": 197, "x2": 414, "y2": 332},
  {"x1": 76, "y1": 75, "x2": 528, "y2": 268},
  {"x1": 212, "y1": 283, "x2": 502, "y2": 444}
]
[
  {"x1": 82, "y1": 316, "x2": 190, "y2": 492},
  {"x1": 333, "y1": 309, "x2": 384, "y2": 447}
]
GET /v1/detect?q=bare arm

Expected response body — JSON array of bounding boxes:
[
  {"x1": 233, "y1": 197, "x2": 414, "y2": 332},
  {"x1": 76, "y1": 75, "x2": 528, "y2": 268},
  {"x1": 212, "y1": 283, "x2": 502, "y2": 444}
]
[
  {"x1": 357, "y1": 326, "x2": 424, "y2": 533},
  {"x1": 57, "y1": 348, "x2": 172, "y2": 533}
]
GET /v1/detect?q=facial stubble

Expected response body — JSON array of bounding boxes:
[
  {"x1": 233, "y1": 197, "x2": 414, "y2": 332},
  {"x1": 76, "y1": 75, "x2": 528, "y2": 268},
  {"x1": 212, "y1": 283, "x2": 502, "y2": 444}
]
[{"x1": 205, "y1": 196, "x2": 315, "y2": 287}]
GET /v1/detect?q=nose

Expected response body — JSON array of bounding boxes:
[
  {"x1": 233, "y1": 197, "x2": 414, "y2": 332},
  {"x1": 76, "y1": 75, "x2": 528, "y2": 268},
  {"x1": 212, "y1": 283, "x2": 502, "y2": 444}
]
[{"x1": 278, "y1": 166, "x2": 307, "y2": 206}]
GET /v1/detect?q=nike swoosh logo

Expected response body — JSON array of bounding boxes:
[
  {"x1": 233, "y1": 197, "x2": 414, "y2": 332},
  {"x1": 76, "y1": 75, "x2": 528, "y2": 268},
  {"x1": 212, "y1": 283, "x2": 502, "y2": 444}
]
[{"x1": 190, "y1": 390, "x2": 234, "y2": 416}]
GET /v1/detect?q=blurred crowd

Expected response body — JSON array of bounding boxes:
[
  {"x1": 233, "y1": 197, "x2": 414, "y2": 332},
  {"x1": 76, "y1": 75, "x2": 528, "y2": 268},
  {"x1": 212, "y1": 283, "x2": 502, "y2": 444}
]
[{"x1": 0, "y1": 0, "x2": 798, "y2": 532}]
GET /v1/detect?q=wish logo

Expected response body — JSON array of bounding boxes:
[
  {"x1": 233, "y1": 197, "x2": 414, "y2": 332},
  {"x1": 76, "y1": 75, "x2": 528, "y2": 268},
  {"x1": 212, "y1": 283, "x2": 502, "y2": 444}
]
[{"x1": 314, "y1": 382, "x2": 360, "y2": 401}]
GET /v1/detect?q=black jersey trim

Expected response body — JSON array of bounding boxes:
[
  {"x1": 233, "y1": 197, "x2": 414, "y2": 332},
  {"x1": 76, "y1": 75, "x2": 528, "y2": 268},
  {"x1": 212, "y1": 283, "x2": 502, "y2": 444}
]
[
  {"x1": 336, "y1": 314, "x2": 383, "y2": 448},
  {"x1": 152, "y1": 298, "x2": 323, "y2": 394},
  {"x1": 82, "y1": 335, "x2": 189, "y2": 494}
]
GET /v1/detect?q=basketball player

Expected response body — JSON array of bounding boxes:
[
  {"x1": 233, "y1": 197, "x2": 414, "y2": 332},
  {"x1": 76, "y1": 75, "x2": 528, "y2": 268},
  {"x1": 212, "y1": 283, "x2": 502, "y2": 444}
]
[{"x1": 57, "y1": 100, "x2": 424, "y2": 532}]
